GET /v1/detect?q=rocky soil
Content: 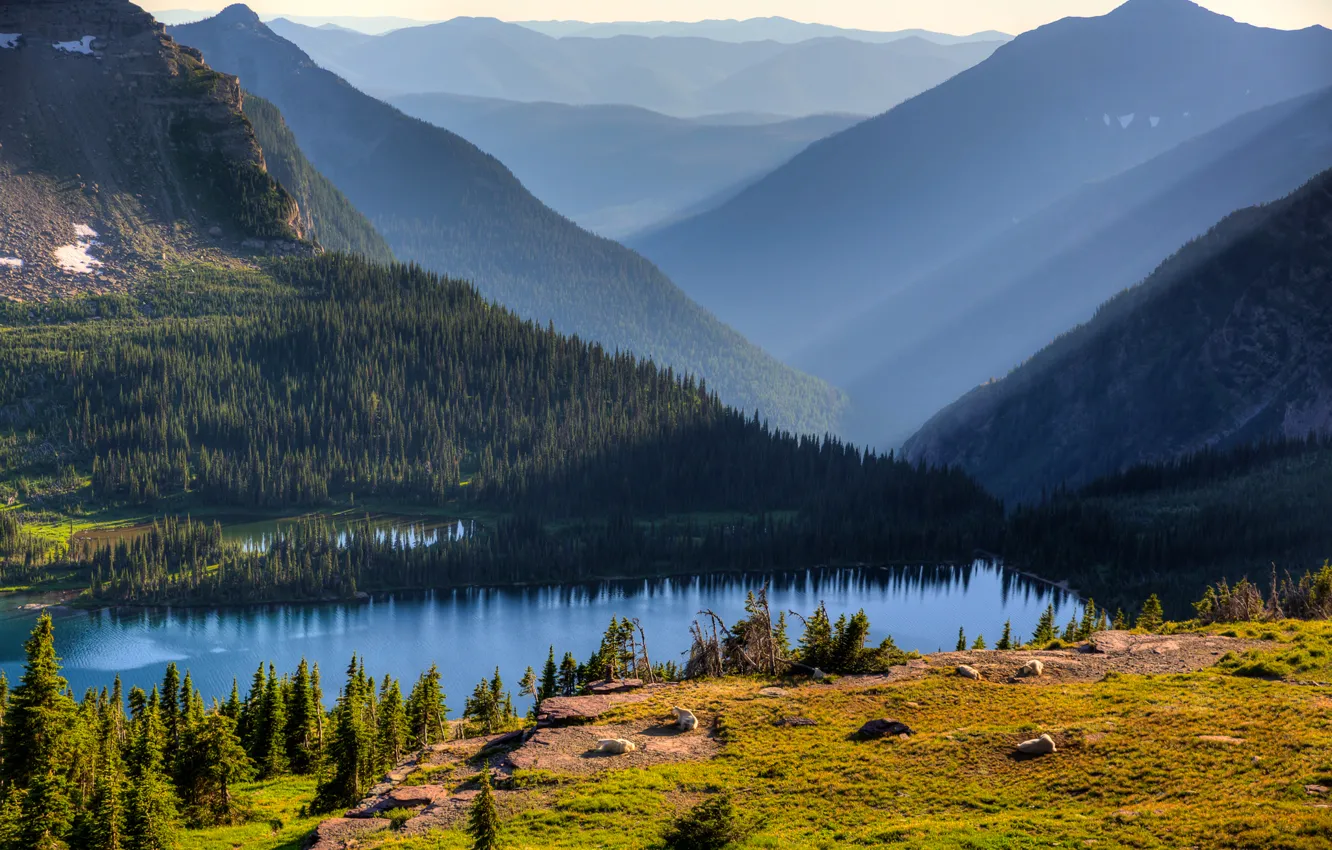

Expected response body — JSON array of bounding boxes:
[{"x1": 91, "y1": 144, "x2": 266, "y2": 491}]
[{"x1": 0, "y1": 0, "x2": 306, "y2": 301}]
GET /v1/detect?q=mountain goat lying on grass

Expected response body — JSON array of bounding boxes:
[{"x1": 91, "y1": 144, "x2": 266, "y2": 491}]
[
  {"x1": 596, "y1": 738, "x2": 637, "y2": 755},
  {"x1": 1017, "y1": 659, "x2": 1045, "y2": 677},
  {"x1": 1017, "y1": 734, "x2": 1057, "y2": 755},
  {"x1": 673, "y1": 707, "x2": 699, "y2": 731}
]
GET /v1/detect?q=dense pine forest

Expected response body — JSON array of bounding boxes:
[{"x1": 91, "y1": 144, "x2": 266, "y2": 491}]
[
  {"x1": 1004, "y1": 436, "x2": 1332, "y2": 614},
  {"x1": 0, "y1": 254, "x2": 1000, "y2": 604}
]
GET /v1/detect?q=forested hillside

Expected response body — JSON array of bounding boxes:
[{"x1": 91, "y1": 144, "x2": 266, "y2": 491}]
[
  {"x1": 906, "y1": 169, "x2": 1332, "y2": 501},
  {"x1": 0, "y1": 255, "x2": 1000, "y2": 604},
  {"x1": 171, "y1": 6, "x2": 846, "y2": 437},
  {"x1": 1006, "y1": 437, "x2": 1332, "y2": 614},
  {"x1": 242, "y1": 94, "x2": 394, "y2": 264}
]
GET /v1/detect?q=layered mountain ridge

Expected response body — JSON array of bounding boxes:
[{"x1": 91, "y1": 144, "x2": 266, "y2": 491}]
[
  {"x1": 170, "y1": 5, "x2": 847, "y2": 436},
  {"x1": 905, "y1": 168, "x2": 1332, "y2": 501}
]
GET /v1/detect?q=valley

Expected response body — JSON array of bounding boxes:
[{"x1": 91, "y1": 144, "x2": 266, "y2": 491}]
[{"x1": 1, "y1": 0, "x2": 1332, "y2": 847}]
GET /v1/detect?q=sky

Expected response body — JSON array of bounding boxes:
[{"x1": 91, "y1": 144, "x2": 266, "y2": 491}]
[{"x1": 138, "y1": 1, "x2": 1332, "y2": 34}]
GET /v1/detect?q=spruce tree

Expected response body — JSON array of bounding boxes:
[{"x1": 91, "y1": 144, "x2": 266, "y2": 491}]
[
  {"x1": 190, "y1": 710, "x2": 254, "y2": 826},
  {"x1": 1031, "y1": 605, "x2": 1057, "y2": 647},
  {"x1": 314, "y1": 657, "x2": 372, "y2": 812},
  {"x1": 1112, "y1": 609, "x2": 1127, "y2": 630},
  {"x1": 257, "y1": 665, "x2": 289, "y2": 777},
  {"x1": 1138, "y1": 595, "x2": 1165, "y2": 633},
  {"x1": 1, "y1": 613, "x2": 77, "y2": 848},
  {"x1": 955, "y1": 627, "x2": 966, "y2": 652},
  {"x1": 124, "y1": 694, "x2": 179, "y2": 850},
  {"x1": 831, "y1": 610, "x2": 870, "y2": 673},
  {"x1": 996, "y1": 621, "x2": 1013, "y2": 651},
  {"x1": 1077, "y1": 599, "x2": 1098, "y2": 640},
  {"x1": 797, "y1": 602, "x2": 833, "y2": 670},
  {"x1": 284, "y1": 659, "x2": 319, "y2": 774},
  {"x1": 467, "y1": 771, "x2": 500, "y2": 850},
  {"x1": 558, "y1": 653, "x2": 578, "y2": 696},
  {"x1": 971, "y1": 635, "x2": 987, "y2": 650},
  {"x1": 1061, "y1": 616, "x2": 1079, "y2": 643},
  {"x1": 160, "y1": 663, "x2": 181, "y2": 773},
  {"x1": 405, "y1": 664, "x2": 448, "y2": 749},
  {"x1": 377, "y1": 677, "x2": 408, "y2": 769},
  {"x1": 539, "y1": 648, "x2": 558, "y2": 702}
]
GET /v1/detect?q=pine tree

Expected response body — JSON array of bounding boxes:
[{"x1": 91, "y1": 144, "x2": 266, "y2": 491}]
[
  {"x1": 83, "y1": 749, "x2": 127, "y2": 850},
  {"x1": 405, "y1": 664, "x2": 448, "y2": 749},
  {"x1": 956, "y1": 627, "x2": 966, "y2": 652},
  {"x1": 1061, "y1": 616, "x2": 1079, "y2": 643},
  {"x1": 558, "y1": 653, "x2": 578, "y2": 696},
  {"x1": 377, "y1": 677, "x2": 408, "y2": 769},
  {"x1": 797, "y1": 602, "x2": 833, "y2": 670},
  {"x1": 1096, "y1": 608, "x2": 1111, "y2": 633},
  {"x1": 518, "y1": 666, "x2": 538, "y2": 720},
  {"x1": 221, "y1": 680, "x2": 241, "y2": 721},
  {"x1": 284, "y1": 659, "x2": 319, "y2": 774},
  {"x1": 189, "y1": 710, "x2": 254, "y2": 826},
  {"x1": 1112, "y1": 609, "x2": 1127, "y2": 630},
  {"x1": 124, "y1": 693, "x2": 179, "y2": 850},
  {"x1": 314, "y1": 657, "x2": 372, "y2": 812},
  {"x1": 1, "y1": 613, "x2": 77, "y2": 848},
  {"x1": 1138, "y1": 594, "x2": 1165, "y2": 633},
  {"x1": 467, "y1": 771, "x2": 500, "y2": 850},
  {"x1": 971, "y1": 634, "x2": 987, "y2": 650},
  {"x1": 257, "y1": 665, "x2": 288, "y2": 777},
  {"x1": 160, "y1": 663, "x2": 182, "y2": 774},
  {"x1": 996, "y1": 621, "x2": 1013, "y2": 651},
  {"x1": 538, "y1": 648, "x2": 558, "y2": 702},
  {"x1": 1076, "y1": 599, "x2": 1098, "y2": 640},
  {"x1": 1031, "y1": 604, "x2": 1057, "y2": 647},
  {"x1": 830, "y1": 610, "x2": 870, "y2": 673}
]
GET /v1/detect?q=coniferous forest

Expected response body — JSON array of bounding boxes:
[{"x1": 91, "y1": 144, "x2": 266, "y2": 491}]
[{"x1": 0, "y1": 255, "x2": 1000, "y2": 604}]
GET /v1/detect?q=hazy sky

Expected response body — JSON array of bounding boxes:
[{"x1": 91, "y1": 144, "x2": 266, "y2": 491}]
[{"x1": 140, "y1": 1, "x2": 1332, "y2": 33}]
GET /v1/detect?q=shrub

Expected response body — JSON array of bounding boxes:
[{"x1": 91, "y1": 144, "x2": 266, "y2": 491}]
[{"x1": 663, "y1": 793, "x2": 755, "y2": 850}]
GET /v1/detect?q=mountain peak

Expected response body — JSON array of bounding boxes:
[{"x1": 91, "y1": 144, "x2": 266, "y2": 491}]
[
  {"x1": 1106, "y1": 0, "x2": 1221, "y2": 22},
  {"x1": 213, "y1": 4, "x2": 262, "y2": 26}
]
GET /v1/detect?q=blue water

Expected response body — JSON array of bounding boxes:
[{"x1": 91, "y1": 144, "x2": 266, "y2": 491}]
[{"x1": 0, "y1": 563, "x2": 1072, "y2": 713}]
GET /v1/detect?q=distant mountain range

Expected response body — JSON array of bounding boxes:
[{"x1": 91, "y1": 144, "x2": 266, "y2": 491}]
[
  {"x1": 266, "y1": 16, "x2": 1002, "y2": 117},
  {"x1": 905, "y1": 166, "x2": 1332, "y2": 502},
  {"x1": 170, "y1": 5, "x2": 847, "y2": 436},
  {"x1": 819, "y1": 86, "x2": 1332, "y2": 446},
  {"x1": 633, "y1": 0, "x2": 1332, "y2": 367},
  {"x1": 515, "y1": 17, "x2": 1010, "y2": 45},
  {"x1": 387, "y1": 93, "x2": 860, "y2": 238}
]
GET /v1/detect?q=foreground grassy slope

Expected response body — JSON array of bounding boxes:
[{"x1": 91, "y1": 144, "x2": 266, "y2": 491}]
[{"x1": 186, "y1": 622, "x2": 1332, "y2": 850}]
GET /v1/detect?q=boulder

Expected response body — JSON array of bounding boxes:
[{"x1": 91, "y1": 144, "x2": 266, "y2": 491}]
[
  {"x1": 757, "y1": 687, "x2": 789, "y2": 698},
  {"x1": 1017, "y1": 659, "x2": 1045, "y2": 678},
  {"x1": 856, "y1": 719, "x2": 913, "y2": 739},
  {"x1": 1016, "y1": 733, "x2": 1057, "y2": 755},
  {"x1": 957, "y1": 665, "x2": 981, "y2": 680}
]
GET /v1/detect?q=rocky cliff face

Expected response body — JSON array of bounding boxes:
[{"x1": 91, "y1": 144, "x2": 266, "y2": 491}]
[
  {"x1": 904, "y1": 168, "x2": 1332, "y2": 502},
  {"x1": 0, "y1": 0, "x2": 302, "y2": 299}
]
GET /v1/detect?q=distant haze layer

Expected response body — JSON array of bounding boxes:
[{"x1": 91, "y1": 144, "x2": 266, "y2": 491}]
[{"x1": 138, "y1": 2, "x2": 1332, "y2": 36}]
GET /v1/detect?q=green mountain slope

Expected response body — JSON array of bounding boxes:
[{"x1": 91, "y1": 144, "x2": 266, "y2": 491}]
[
  {"x1": 170, "y1": 6, "x2": 847, "y2": 437},
  {"x1": 242, "y1": 94, "x2": 394, "y2": 264},
  {"x1": 905, "y1": 168, "x2": 1332, "y2": 502}
]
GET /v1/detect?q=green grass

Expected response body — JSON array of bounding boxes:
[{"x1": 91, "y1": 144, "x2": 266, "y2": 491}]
[
  {"x1": 178, "y1": 776, "x2": 321, "y2": 850},
  {"x1": 178, "y1": 622, "x2": 1332, "y2": 850}
]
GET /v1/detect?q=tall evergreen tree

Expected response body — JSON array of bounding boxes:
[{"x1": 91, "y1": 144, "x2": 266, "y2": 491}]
[
  {"x1": 796, "y1": 603, "x2": 833, "y2": 670},
  {"x1": 124, "y1": 693, "x2": 179, "y2": 850},
  {"x1": 283, "y1": 659, "x2": 319, "y2": 774},
  {"x1": 955, "y1": 627, "x2": 966, "y2": 652},
  {"x1": 188, "y1": 711, "x2": 254, "y2": 826},
  {"x1": 405, "y1": 665, "x2": 448, "y2": 749},
  {"x1": 558, "y1": 653, "x2": 578, "y2": 697},
  {"x1": 377, "y1": 677, "x2": 408, "y2": 769},
  {"x1": 1, "y1": 613, "x2": 77, "y2": 849},
  {"x1": 996, "y1": 621, "x2": 1013, "y2": 651},
  {"x1": 539, "y1": 648, "x2": 558, "y2": 702}
]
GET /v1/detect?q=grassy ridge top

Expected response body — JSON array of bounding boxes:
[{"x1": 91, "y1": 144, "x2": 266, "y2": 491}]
[{"x1": 183, "y1": 620, "x2": 1332, "y2": 849}]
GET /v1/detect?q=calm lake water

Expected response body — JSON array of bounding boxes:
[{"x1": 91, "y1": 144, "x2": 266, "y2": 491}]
[{"x1": 0, "y1": 564, "x2": 1072, "y2": 714}]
